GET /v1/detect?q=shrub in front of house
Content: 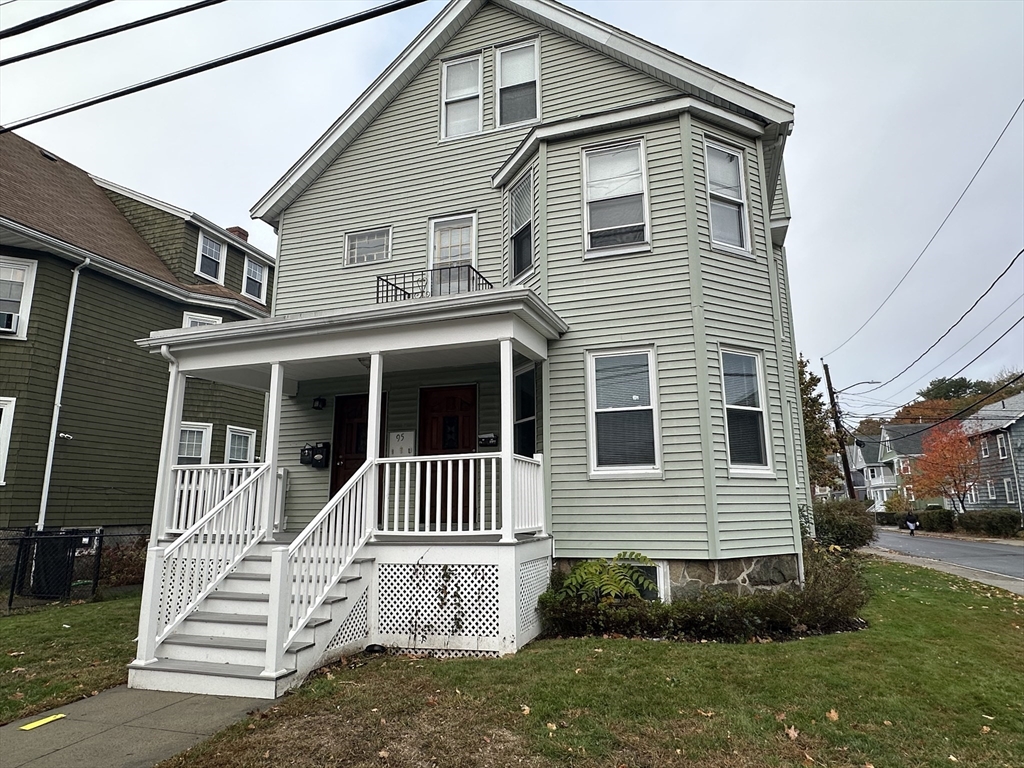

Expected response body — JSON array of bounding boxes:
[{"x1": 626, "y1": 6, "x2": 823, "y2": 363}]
[
  {"x1": 956, "y1": 509, "x2": 1021, "y2": 538},
  {"x1": 874, "y1": 510, "x2": 899, "y2": 526},
  {"x1": 918, "y1": 507, "x2": 955, "y2": 532},
  {"x1": 537, "y1": 541, "x2": 868, "y2": 642},
  {"x1": 98, "y1": 537, "x2": 148, "y2": 588},
  {"x1": 812, "y1": 499, "x2": 875, "y2": 549}
]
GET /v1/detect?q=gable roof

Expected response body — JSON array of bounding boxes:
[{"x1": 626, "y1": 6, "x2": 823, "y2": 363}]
[
  {"x1": 0, "y1": 132, "x2": 265, "y2": 316},
  {"x1": 851, "y1": 434, "x2": 882, "y2": 465},
  {"x1": 251, "y1": 0, "x2": 795, "y2": 228},
  {"x1": 880, "y1": 423, "x2": 937, "y2": 457},
  {"x1": 961, "y1": 392, "x2": 1024, "y2": 437}
]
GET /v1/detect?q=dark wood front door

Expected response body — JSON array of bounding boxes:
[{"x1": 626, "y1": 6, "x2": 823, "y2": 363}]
[
  {"x1": 330, "y1": 393, "x2": 387, "y2": 497},
  {"x1": 419, "y1": 385, "x2": 477, "y2": 527}
]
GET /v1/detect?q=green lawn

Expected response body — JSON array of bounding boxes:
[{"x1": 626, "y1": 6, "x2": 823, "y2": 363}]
[
  {"x1": 0, "y1": 595, "x2": 140, "y2": 724},
  {"x1": 159, "y1": 560, "x2": 1023, "y2": 768}
]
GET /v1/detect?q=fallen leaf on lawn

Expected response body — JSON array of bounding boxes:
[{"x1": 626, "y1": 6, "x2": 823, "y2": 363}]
[
  {"x1": 520, "y1": 705, "x2": 531, "y2": 716},
  {"x1": 865, "y1": 764, "x2": 875, "y2": 768},
  {"x1": 262, "y1": 751, "x2": 269, "y2": 759},
  {"x1": 547, "y1": 723, "x2": 557, "y2": 731},
  {"x1": 10, "y1": 667, "x2": 26, "y2": 674},
  {"x1": 593, "y1": 648, "x2": 603, "y2": 653},
  {"x1": 980, "y1": 726, "x2": 991, "y2": 734},
  {"x1": 378, "y1": 749, "x2": 389, "y2": 758},
  {"x1": 325, "y1": 672, "x2": 334, "y2": 680},
  {"x1": 883, "y1": 720, "x2": 892, "y2": 726},
  {"x1": 697, "y1": 709, "x2": 715, "y2": 717},
  {"x1": 10, "y1": 692, "x2": 24, "y2": 700},
  {"x1": 826, "y1": 709, "x2": 839, "y2": 722},
  {"x1": 949, "y1": 757, "x2": 958, "y2": 763},
  {"x1": 982, "y1": 714, "x2": 994, "y2": 720},
  {"x1": 574, "y1": 668, "x2": 582, "y2": 674},
  {"x1": 775, "y1": 712, "x2": 786, "y2": 722},
  {"x1": 91, "y1": 690, "x2": 98, "y2": 696},
  {"x1": 380, "y1": 718, "x2": 386, "y2": 725},
  {"x1": 7, "y1": 651, "x2": 24, "y2": 657},
  {"x1": 786, "y1": 725, "x2": 799, "y2": 741},
  {"x1": 247, "y1": 723, "x2": 256, "y2": 730},
  {"x1": 803, "y1": 751, "x2": 814, "y2": 765}
]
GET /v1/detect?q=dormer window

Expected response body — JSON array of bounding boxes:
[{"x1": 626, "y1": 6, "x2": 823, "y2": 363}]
[
  {"x1": 497, "y1": 42, "x2": 538, "y2": 126},
  {"x1": 441, "y1": 56, "x2": 481, "y2": 138},
  {"x1": 244, "y1": 257, "x2": 267, "y2": 302},
  {"x1": 196, "y1": 233, "x2": 224, "y2": 284}
]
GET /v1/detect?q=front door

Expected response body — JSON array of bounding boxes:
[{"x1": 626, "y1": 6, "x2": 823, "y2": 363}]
[
  {"x1": 330, "y1": 393, "x2": 387, "y2": 497},
  {"x1": 419, "y1": 385, "x2": 477, "y2": 528}
]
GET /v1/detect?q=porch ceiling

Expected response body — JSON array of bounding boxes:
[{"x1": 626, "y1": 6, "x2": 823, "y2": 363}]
[{"x1": 139, "y1": 288, "x2": 566, "y2": 392}]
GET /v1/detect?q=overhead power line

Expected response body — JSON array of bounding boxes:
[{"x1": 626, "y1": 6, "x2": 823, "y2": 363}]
[
  {"x1": 858, "y1": 247, "x2": 1024, "y2": 394},
  {"x1": 0, "y1": 0, "x2": 113, "y2": 40},
  {"x1": 0, "y1": 0, "x2": 227, "y2": 67},
  {"x1": 0, "y1": 0, "x2": 427, "y2": 134},
  {"x1": 823, "y1": 98, "x2": 1024, "y2": 358}
]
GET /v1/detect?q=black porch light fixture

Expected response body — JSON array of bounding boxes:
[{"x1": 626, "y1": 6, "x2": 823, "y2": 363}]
[{"x1": 312, "y1": 396, "x2": 327, "y2": 410}]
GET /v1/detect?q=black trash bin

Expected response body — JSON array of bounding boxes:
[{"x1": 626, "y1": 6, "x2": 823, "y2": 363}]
[{"x1": 12, "y1": 530, "x2": 81, "y2": 601}]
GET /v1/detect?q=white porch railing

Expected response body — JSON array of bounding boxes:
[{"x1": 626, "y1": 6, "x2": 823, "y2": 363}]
[
  {"x1": 264, "y1": 460, "x2": 375, "y2": 675},
  {"x1": 135, "y1": 463, "x2": 270, "y2": 663},
  {"x1": 513, "y1": 454, "x2": 545, "y2": 533},
  {"x1": 378, "y1": 453, "x2": 503, "y2": 534},
  {"x1": 168, "y1": 463, "x2": 262, "y2": 534}
]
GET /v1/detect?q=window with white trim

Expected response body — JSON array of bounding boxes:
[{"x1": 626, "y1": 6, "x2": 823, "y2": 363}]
[
  {"x1": 987, "y1": 480, "x2": 996, "y2": 499},
  {"x1": 195, "y1": 233, "x2": 224, "y2": 283},
  {"x1": 583, "y1": 140, "x2": 649, "y2": 253},
  {"x1": 899, "y1": 457, "x2": 911, "y2": 475},
  {"x1": 867, "y1": 466, "x2": 882, "y2": 481},
  {"x1": 177, "y1": 422, "x2": 212, "y2": 465},
  {"x1": 967, "y1": 484, "x2": 978, "y2": 505},
  {"x1": 441, "y1": 55, "x2": 481, "y2": 138},
  {"x1": 514, "y1": 365, "x2": 536, "y2": 457},
  {"x1": 1005, "y1": 478, "x2": 1016, "y2": 504},
  {"x1": 997, "y1": 434, "x2": 1007, "y2": 459},
  {"x1": 182, "y1": 311, "x2": 222, "y2": 328},
  {"x1": 0, "y1": 396, "x2": 15, "y2": 484},
  {"x1": 722, "y1": 350, "x2": 768, "y2": 468},
  {"x1": 345, "y1": 228, "x2": 391, "y2": 266},
  {"x1": 588, "y1": 349, "x2": 659, "y2": 472},
  {"x1": 980, "y1": 437, "x2": 989, "y2": 458},
  {"x1": 0, "y1": 256, "x2": 37, "y2": 341},
  {"x1": 225, "y1": 426, "x2": 256, "y2": 463},
  {"x1": 243, "y1": 257, "x2": 267, "y2": 301},
  {"x1": 429, "y1": 214, "x2": 476, "y2": 295},
  {"x1": 497, "y1": 41, "x2": 538, "y2": 126},
  {"x1": 509, "y1": 171, "x2": 533, "y2": 279},
  {"x1": 705, "y1": 141, "x2": 749, "y2": 250},
  {"x1": 906, "y1": 485, "x2": 915, "y2": 502}
]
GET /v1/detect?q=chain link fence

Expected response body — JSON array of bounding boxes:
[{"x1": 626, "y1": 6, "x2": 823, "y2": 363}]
[{"x1": 0, "y1": 528, "x2": 149, "y2": 613}]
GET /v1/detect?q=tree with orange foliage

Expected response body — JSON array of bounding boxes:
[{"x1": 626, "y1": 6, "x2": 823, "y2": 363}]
[{"x1": 914, "y1": 422, "x2": 979, "y2": 512}]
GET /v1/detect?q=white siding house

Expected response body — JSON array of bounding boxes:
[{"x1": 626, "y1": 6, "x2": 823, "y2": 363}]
[{"x1": 129, "y1": 0, "x2": 806, "y2": 699}]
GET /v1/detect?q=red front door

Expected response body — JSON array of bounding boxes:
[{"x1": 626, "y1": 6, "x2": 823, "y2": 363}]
[{"x1": 418, "y1": 385, "x2": 477, "y2": 528}]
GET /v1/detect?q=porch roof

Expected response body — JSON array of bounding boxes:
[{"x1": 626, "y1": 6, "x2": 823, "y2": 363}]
[{"x1": 137, "y1": 287, "x2": 568, "y2": 391}]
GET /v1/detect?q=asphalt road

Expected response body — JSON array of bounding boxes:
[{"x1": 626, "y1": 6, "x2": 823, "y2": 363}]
[{"x1": 874, "y1": 530, "x2": 1024, "y2": 580}]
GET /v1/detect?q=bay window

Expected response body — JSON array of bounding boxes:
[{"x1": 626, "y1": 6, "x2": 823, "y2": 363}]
[
  {"x1": 722, "y1": 350, "x2": 768, "y2": 469},
  {"x1": 705, "y1": 141, "x2": 749, "y2": 251},
  {"x1": 583, "y1": 141, "x2": 649, "y2": 253},
  {"x1": 588, "y1": 349, "x2": 659, "y2": 473}
]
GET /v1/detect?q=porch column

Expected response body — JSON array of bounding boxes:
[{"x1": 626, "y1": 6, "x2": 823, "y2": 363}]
[
  {"x1": 150, "y1": 361, "x2": 186, "y2": 546},
  {"x1": 263, "y1": 362, "x2": 284, "y2": 541},
  {"x1": 366, "y1": 352, "x2": 383, "y2": 537},
  {"x1": 500, "y1": 338, "x2": 515, "y2": 542}
]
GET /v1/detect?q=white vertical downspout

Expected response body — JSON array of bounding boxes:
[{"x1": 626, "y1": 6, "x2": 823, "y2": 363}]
[{"x1": 36, "y1": 258, "x2": 91, "y2": 531}]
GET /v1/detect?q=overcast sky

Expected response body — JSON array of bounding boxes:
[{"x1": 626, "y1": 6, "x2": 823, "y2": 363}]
[{"x1": 2, "y1": 0, "x2": 1022, "y2": 422}]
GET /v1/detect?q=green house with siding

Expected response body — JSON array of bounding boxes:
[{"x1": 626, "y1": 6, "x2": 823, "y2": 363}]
[
  {"x1": 0, "y1": 132, "x2": 273, "y2": 532},
  {"x1": 128, "y1": 0, "x2": 810, "y2": 699}
]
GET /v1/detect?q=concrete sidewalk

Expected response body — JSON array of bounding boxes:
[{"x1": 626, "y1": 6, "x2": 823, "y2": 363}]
[{"x1": 1, "y1": 686, "x2": 266, "y2": 768}]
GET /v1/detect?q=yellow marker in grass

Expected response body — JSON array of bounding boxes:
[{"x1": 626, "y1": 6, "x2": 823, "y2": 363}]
[{"x1": 19, "y1": 713, "x2": 65, "y2": 730}]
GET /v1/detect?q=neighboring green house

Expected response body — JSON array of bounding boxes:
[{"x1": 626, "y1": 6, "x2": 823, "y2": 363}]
[
  {"x1": 128, "y1": 0, "x2": 808, "y2": 699},
  {"x1": 0, "y1": 132, "x2": 274, "y2": 531}
]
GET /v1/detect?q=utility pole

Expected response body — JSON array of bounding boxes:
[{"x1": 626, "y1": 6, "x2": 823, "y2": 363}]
[{"x1": 822, "y1": 361, "x2": 857, "y2": 500}]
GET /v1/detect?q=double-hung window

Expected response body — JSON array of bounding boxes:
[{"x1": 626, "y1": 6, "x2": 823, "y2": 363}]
[
  {"x1": 981, "y1": 437, "x2": 989, "y2": 458},
  {"x1": 442, "y1": 56, "x2": 481, "y2": 138},
  {"x1": 967, "y1": 484, "x2": 978, "y2": 505},
  {"x1": 0, "y1": 256, "x2": 37, "y2": 340},
  {"x1": 898, "y1": 458, "x2": 911, "y2": 475},
  {"x1": 868, "y1": 467, "x2": 881, "y2": 481},
  {"x1": 588, "y1": 349, "x2": 659, "y2": 473},
  {"x1": 987, "y1": 480, "x2": 996, "y2": 499},
  {"x1": 509, "y1": 172, "x2": 533, "y2": 279},
  {"x1": 497, "y1": 42, "x2": 538, "y2": 126},
  {"x1": 514, "y1": 366, "x2": 536, "y2": 457},
  {"x1": 722, "y1": 350, "x2": 768, "y2": 469},
  {"x1": 243, "y1": 258, "x2": 267, "y2": 301},
  {"x1": 345, "y1": 228, "x2": 391, "y2": 266},
  {"x1": 1005, "y1": 478, "x2": 1016, "y2": 504},
  {"x1": 997, "y1": 434, "x2": 1007, "y2": 459},
  {"x1": 705, "y1": 141, "x2": 749, "y2": 251},
  {"x1": 0, "y1": 396, "x2": 15, "y2": 484},
  {"x1": 177, "y1": 423, "x2": 212, "y2": 465},
  {"x1": 906, "y1": 485, "x2": 915, "y2": 502},
  {"x1": 583, "y1": 141, "x2": 648, "y2": 253},
  {"x1": 429, "y1": 214, "x2": 476, "y2": 295},
  {"x1": 196, "y1": 234, "x2": 224, "y2": 283},
  {"x1": 225, "y1": 426, "x2": 256, "y2": 463}
]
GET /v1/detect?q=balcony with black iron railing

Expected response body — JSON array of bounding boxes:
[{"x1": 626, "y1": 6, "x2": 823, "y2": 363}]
[{"x1": 376, "y1": 264, "x2": 494, "y2": 304}]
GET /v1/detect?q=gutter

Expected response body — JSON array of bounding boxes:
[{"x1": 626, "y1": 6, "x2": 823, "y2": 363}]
[{"x1": 37, "y1": 258, "x2": 91, "y2": 530}]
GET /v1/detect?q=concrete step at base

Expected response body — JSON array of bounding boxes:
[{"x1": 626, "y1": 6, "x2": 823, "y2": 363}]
[{"x1": 128, "y1": 659, "x2": 294, "y2": 699}]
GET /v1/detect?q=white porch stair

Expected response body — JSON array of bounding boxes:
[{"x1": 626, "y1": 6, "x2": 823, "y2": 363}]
[{"x1": 128, "y1": 545, "x2": 374, "y2": 699}]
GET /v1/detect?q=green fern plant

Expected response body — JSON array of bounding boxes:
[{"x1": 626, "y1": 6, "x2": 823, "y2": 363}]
[{"x1": 557, "y1": 552, "x2": 658, "y2": 604}]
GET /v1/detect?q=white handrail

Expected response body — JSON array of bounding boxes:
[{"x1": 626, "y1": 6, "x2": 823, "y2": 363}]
[
  {"x1": 169, "y1": 463, "x2": 262, "y2": 533},
  {"x1": 513, "y1": 454, "x2": 544, "y2": 533},
  {"x1": 264, "y1": 460, "x2": 375, "y2": 675},
  {"x1": 141, "y1": 463, "x2": 270, "y2": 656}
]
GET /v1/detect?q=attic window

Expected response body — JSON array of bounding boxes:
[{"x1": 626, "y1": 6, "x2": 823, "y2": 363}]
[
  {"x1": 441, "y1": 55, "x2": 482, "y2": 138},
  {"x1": 39, "y1": 149, "x2": 59, "y2": 162},
  {"x1": 497, "y1": 42, "x2": 538, "y2": 126},
  {"x1": 195, "y1": 233, "x2": 225, "y2": 284}
]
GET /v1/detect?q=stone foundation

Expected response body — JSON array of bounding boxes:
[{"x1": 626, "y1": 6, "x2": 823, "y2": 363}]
[{"x1": 554, "y1": 554, "x2": 801, "y2": 601}]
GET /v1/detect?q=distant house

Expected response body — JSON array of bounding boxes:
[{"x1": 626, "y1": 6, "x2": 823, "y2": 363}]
[
  {"x1": 0, "y1": 132, "x2": 274, "y2": 531},
  {"x1": 960, "y1": 392, "x2": 1024, "y2": 515},
  {"x1": 877, "y1": 423, "x2": 939, "y2": 506}
]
